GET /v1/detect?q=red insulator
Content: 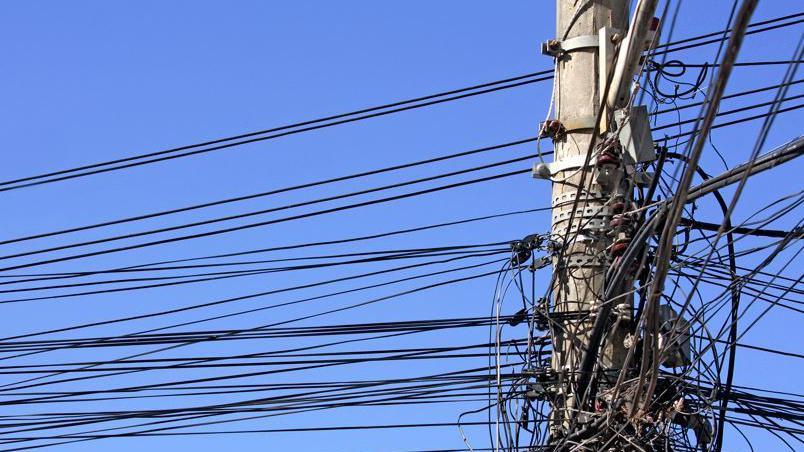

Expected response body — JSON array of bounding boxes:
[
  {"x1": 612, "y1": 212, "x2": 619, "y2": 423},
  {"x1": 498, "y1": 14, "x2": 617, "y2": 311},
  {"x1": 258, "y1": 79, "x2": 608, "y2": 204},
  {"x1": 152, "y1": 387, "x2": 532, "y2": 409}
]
[
  {"x1": 611, "y1": 239, "x2": 630, "y2": 257},
  {"x1": 595, "y1": 400, "x2": 605, "y2": 412},
  {"x1": 539, "y1": 119, "x2": 565, "y2": 138},
  {"x1": 596, "y1": 150, "x2": 619, "y2": 167},
  {"x1": 610, "y1": 214, "x2": 632, "y2": 228}
]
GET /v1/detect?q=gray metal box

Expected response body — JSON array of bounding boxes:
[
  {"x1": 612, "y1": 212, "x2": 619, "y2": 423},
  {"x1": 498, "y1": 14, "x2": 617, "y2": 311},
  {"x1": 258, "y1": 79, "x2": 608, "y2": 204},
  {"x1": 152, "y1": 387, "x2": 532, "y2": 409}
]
[{"x1": 615, "y1": 106, "x2": 656, "y2": 164}]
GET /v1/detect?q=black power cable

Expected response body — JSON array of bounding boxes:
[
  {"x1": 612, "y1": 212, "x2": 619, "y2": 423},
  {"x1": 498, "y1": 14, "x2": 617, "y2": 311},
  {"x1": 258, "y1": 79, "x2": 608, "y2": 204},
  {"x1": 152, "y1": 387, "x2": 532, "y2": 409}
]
[
  {"x1": 0, "y1": 167, "x2": 532, "y2": 273},
  {"x1": 1, "y1": 11, "x2": 799, "y2": 192},
  {"x1": 0, "y1": 138, "x2": 537, "y2": 246},
  {"x1": 0, "y1": 72, "x2": 552, "y2": 192},
  {"x1": 3, "y1": 83, "x2": 797, "y2": 274}
]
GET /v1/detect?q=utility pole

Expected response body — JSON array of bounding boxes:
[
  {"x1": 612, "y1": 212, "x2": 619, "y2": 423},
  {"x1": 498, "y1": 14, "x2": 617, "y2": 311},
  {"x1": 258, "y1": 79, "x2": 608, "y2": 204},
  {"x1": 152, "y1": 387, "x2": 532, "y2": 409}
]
[
  {"x1": 531, "y1": 2, "x2": 763, "y2": 449},
  {"x1": 542, "y1": 0, "x2": 630, "y2": 442}
]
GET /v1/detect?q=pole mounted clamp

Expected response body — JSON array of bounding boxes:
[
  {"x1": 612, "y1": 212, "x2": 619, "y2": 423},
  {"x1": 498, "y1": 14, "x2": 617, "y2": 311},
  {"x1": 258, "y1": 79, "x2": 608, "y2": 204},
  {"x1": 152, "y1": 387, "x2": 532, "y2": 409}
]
[
  {"x1": 538, "y1": 115, "x2": 597, "y2": 141},
  {"x1": 532, "y1": 153, "x2": 595, "y2": 180},
  {"x1": 561, "y1": 115, "x2": 597, "y2": 132},
  {"x1": 541, "y1": 34, "x2": 600, "y2": 58}
]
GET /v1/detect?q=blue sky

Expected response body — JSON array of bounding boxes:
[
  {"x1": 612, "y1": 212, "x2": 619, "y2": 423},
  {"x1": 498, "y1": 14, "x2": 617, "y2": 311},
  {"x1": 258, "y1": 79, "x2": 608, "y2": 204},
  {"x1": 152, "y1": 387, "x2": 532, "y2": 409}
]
[{"x1": 0, "y1": 1, "x2": 801, "y2": 451}]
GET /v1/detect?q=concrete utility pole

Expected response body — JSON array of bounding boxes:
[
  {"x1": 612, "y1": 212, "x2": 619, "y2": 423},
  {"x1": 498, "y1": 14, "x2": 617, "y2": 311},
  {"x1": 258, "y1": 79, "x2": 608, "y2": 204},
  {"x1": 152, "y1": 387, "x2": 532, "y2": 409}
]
[{"x1": 546, "y1": 0, "x2": 629, "y2": 439}]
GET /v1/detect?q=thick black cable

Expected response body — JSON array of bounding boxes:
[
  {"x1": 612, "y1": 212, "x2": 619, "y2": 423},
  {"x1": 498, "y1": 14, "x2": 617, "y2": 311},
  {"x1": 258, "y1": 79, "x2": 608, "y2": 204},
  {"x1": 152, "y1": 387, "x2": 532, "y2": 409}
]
[
  {"x1": 0, "y1": 138, "x2": 537, "y2": 246},
  {"x1": 0, "y1": 246, "x2": 507, "y2": 298},
  {"x1": 679, "y1": 218, "x2": 798, "y2": 238},
  {"x1": 0, "y1": 74, "x2": 552, "y2": 192},
  {"x1": 0, "y1": 154, "x2": 535, "y2": 263},
  {"x1": 2, "y1": 12, "x2": 800, "y2": 192},
  {"x1": 0, "y1": 168, "x2": 531, "y2": 272},
  {"x1": 0, "y1": 206, "x2": 550, "y2": 284},
  {"x1": 652, "y1": 14, "x2": 804, "y2": 55},
  {"x1": 0, "y1": 255, "x2": 505, "y2": 343},
  {"x1": 665, "y1": 102, "x2": 804, "y2": 141}
]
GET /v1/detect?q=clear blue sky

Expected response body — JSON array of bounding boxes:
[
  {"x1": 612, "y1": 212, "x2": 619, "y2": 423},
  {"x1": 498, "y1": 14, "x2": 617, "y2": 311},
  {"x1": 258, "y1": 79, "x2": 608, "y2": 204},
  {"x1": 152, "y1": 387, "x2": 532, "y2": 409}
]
[{"x1": 0, "y1": 1, "x2": 801, "y2": 451}]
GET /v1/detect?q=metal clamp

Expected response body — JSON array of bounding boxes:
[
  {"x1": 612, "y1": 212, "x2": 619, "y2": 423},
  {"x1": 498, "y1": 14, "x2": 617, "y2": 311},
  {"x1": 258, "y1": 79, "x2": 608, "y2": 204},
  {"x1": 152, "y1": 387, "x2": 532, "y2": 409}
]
[
  {"x1": 532, "y1": 154, "x2": 594, "y2": 180},
  {"x1": 562, "y1": 115, "x2": 597, "y2": 132},
  {"x1": 541, "y1": 34, "x2": 600, "y2": 57}
]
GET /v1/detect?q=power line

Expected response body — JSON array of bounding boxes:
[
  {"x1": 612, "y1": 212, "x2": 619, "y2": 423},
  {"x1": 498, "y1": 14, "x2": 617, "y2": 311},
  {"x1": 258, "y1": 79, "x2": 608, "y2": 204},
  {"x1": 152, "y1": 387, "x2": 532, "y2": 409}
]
[
  {"x1": 2, "y1": 93, "x2": 796, "y2": 273},
  {"x1": 0, "y1": 138, "x2": 537, "y2": 246},
  {"x1": 1, "y1": 12, "x2": 799, "y2": 192},
  {"x1": 0, "y1": 73, "x2": 551, "y2": 192},
  {"x1": 0, "y1": 167, "x2": 532, "y2": 272}
]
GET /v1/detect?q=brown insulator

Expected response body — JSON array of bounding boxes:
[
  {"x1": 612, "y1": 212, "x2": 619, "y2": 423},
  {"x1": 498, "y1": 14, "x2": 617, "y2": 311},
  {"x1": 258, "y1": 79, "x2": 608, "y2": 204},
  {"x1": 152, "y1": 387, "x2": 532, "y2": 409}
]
[
  {"x1": 611, "y1": 239, "x2": 630, "y2": 257},
  {"x1": 596, "y1": 150, "x2": 619, "y2": 167},
  {"x1": 610, "y1": 214, "x2": 632, "y2": 228}
]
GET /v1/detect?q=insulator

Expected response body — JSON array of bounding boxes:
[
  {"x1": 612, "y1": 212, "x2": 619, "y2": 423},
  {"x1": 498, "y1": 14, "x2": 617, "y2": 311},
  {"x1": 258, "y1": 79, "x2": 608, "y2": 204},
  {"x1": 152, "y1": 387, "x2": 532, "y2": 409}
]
[
  {"x1": 610, "y1": 214, "x2": 631, "y2": 227},
  {"x1": 611, "y1": 239, "x2": 630, "y2": 257},
  {"x1": 539, "y1": 119, "x2": 566, "y2": 139},
  {"x1": 596, "y1": 150, "x2": 619, "y2": 167}
]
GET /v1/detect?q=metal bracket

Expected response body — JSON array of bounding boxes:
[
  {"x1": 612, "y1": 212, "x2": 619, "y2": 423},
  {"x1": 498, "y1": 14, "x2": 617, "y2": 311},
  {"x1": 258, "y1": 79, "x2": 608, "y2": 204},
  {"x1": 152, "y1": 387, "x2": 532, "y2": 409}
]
[
  {"x1": 561, "y1": 34, "x2": 600, "y2": 52},
  {"x1": 537, "y1": 113, "x2": 596, "y2": 143},
  {"x1": 532, "y1": 154, "x2": 593, "y2": 180},
  {"x1": 541, "y1": 34, "x2": 600, "y2": 58},
  {"x1": 562, "y1": 115, "x2": 597, "y2": 132},
  {"x1": 550, "y1": 154, "x2": 589, "y2": 173}
]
